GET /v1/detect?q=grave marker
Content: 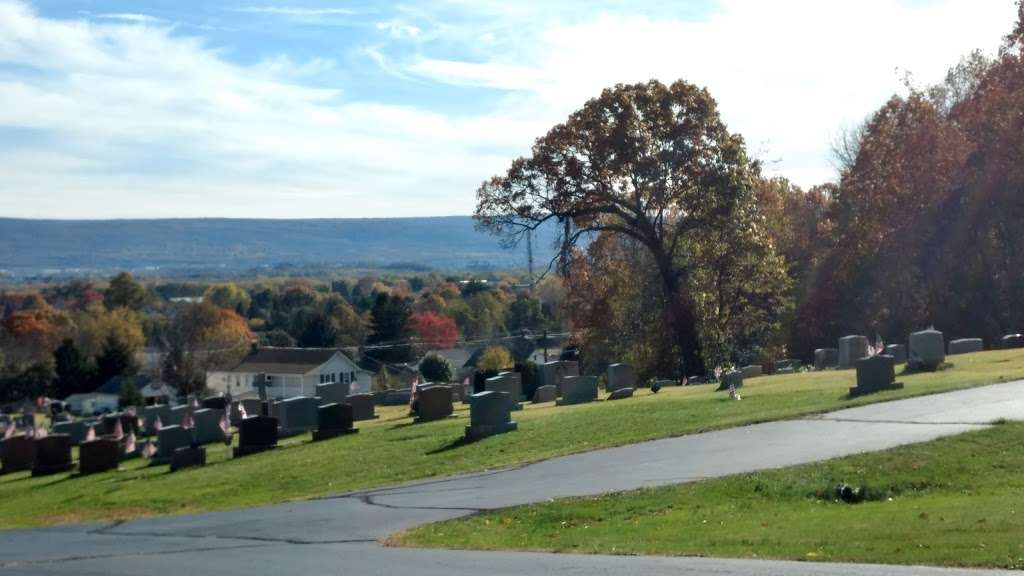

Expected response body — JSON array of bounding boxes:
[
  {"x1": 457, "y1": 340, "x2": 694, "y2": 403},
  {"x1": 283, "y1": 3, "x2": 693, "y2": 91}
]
[
  {"x1": 557, "y1": 376, "x2": 598, "y2": 406},
  {"x1": 233, "y1": 415, "x2": 278, "y2": 457},
  {"x1": 532, "y1": 385, "x2": 557, "y2": 404},
  {"x1": 415, "y1": 385, "x2": 454, "y2": 423},
  {"x1": 850, "y1": 354, "x2": 903, "y2": 396},
  {"x1": 312, "y1": 403, "x2": 358, "y2": 441},
  {"x1": 0, "y1": 434, "x2": 34, "y2": 474},
  {"x1": 79, "y1": 438, "x2": 120, "y2": 476},
  {"x1": 909, "y1": 328, "x2": 945, "y2": 371},
  {"x1": 838, "y1": 335, "x2": 870, "y2": 369},
  {"x1": 605, "y1": 364, "x2": 636, "y2": 393},
  {"x1": 949, "y1": 338, "x2": 984, "y2": 355},
  {"x1": 31, "y1": 435, "x2": 74, "y2": 477},
  {"x1": 464, "y1": 391, "x2": 517, "y2": 440}
]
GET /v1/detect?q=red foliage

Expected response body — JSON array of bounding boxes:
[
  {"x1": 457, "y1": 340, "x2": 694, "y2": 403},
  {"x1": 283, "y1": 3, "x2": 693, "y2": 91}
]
[{"x1": 409, "y1": 312, "x2": 459, "y2": 349}]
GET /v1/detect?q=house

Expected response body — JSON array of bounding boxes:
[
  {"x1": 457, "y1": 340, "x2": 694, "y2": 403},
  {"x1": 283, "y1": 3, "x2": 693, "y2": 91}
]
[
  {"x1": 96, "y1": 375, "x2": 178, "y2": 406},
  {"x1": 416, "y1": 347, "x2": 483, "y2": 382},
  {"x1": 64, "y1": 392, "x2": 119, "y2": 416},
  {"x1": 206, "y1": 347, "x2": 373, "y2": 399}
]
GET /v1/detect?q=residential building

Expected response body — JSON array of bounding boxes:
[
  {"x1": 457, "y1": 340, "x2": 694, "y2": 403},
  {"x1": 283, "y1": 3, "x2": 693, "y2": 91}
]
[{"x1": 206, "y1": 347, "x2": 373, "y2": 399}]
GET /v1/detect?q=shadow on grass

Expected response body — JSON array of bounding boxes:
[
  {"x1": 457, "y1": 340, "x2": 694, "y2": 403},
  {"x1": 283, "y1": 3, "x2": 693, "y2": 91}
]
[{"x1": 426, "y1": 435, "x2": 478, "y2": 455}]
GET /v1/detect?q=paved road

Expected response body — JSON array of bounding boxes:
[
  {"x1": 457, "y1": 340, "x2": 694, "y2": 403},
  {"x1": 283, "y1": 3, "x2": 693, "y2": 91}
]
[{"x1": 3, "y1": 380, "x2": 1024, "y2": 575}]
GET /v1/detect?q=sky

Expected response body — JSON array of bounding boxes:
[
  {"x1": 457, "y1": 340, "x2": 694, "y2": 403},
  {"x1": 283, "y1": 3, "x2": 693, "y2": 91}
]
[{"x1": 0, "y1": 0, "x2": 1017, "y2": 219}]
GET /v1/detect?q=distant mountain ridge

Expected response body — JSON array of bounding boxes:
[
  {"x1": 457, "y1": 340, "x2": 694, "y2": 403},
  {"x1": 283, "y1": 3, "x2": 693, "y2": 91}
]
[{"x1": 0, "y1": 217, "x2": 557, "y2": 278}]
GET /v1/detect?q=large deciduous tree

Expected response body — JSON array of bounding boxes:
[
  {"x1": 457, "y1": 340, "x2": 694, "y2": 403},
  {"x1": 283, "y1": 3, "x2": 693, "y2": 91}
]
[{"x1": 476, "y1": 79, "x2": 780, "y2": 376}]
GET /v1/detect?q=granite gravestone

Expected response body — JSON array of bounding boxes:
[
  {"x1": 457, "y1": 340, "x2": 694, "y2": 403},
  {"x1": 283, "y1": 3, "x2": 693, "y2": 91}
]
[
  {"x1": 557, "y1": 376, "x2": 598, "y2": 406},
  {"x1": 192, "y1": 408, "x2": 228, "y2": 445},
  {"x1": 532, "y1": 385, "x2": 557, "y2": 404},
  {"x1": 240, "y1": 399, "x2": 263, "y2": 419},
  {"x1": 884, "y1": 344, "x2": 908, "y2": 363},
  {"x1": 382, "y1": 388, "x2": 413, "y2": 406},
  {"x1": 541, "y1": 360, "x2": 579, "y2": 396},
  {"x1": 0, "y1": 434, "x2": 34, "y2": 474},
  {"x1": 201, "y1": 396, "x2": 228, "y2": 411},
  {"x1": 948, "y1": 338, "x2": 984, "y2": 355},
  {"x1": 170, "y1": 405, "x2": 192, "y2": 427},
  {"x1": 838, "y1": 335, "x2": 870, "y2": 369},
  {"x1": 316, "y1": 382, "x2": 350, "y2": 406},
  {"x1": 909, "y1": 328, "x2": 945, "y2": 371},
  {"x1": 153, "y1": 425, "x2": 193, "y2": 465},
  {"x1": 1002, "y1": 334, "x2": 1024, "y2": 349},
  {"x1": 52, "y1": 421, "x2": 89, "y2": 446},
  {"x1": 485, "y1": 374, "x2": 523, "y2": 411},
  {"x1": 141, "y1": 405, "x2": 174, "y2": 436},
  {"x1": 464, "y1": 391, "x2": 517, "y2": 440},
  {"x1": 415, "y1": 385, "x2": 454, "y2": 423},
  {"x1": 716, "y1": 370, "x2": 744, "y2": 391},
  {"x1": 234, "y1": 415, "x2": 279, "y2": 457},
  {"x1": 346, "y1": 394, "x2": 377, "y2": 421},
  {"x1": 276, "y1": 397, "x2": 320, "y2": 438},
  {"x1": 741, "y1": 365, "x2": 763, "y2": 378},
  {"x1": 312, "y1": 403, "x2": 358, "y2": 441},
  {"x1": 79, "y1": 437, "x2": 120, "y2": 475},
  {"x1": 169, "y1": 446, "x2": 206, "y2": 472},
  {"x1": 605, "y1": 364, "x2": 636, "y2": 393},
  {"x1": 31, "y1": 434, "x2": 74, "y2": 476},
  {"x1": 775, "y1": 359, "x2": 802, "y2": 371},
  {"x1": 850, "y1": 354, "x2": 903, "y2": 396},
  {"x1": 102, "y1": 413, "x2": 139, "y2": 437},
  {"x1": 813, "y1": 348, "x2": 839, "y2": 370},
  {"x1": 607, "y1": 387, "x2": 634, "y2": 400}
]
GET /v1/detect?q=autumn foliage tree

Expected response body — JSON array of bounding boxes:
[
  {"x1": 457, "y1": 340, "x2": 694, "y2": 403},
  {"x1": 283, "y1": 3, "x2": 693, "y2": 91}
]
[
  {"x1": 409, "y1": 311, "x2": 459, "y2": 350},
  {"x1": 161, "y1": 302, "x2": 253, "y2": 396}
]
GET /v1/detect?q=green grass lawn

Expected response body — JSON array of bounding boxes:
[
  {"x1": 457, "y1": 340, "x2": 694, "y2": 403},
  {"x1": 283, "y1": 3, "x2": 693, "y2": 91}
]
[
  {"x1": 2, "y1": 348, "x2": 1024, "y2": 530},
  {"x1": 395, "y1": 421, "x2": 1024, "y2": 569}
]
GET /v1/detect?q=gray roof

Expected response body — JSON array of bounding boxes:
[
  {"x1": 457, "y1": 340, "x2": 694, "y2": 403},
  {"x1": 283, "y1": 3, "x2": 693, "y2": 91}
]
[
  {"x1": 418, "y1": 348, "x2": 480, "y2": 370},
  {"x1": 228, "y1": 347, "x2": 343, "y2": 375}
]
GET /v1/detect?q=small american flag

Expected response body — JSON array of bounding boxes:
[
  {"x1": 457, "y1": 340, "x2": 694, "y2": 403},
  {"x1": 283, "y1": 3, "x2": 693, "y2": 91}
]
[
  {"x1": 219, "y1": 412, "x2": 230, "y2": 435},
  {"x1": 112, "y1": 419, "x2": 124, "y2": 441},
  {"x1": 181, "y1": 411, "x2": 193, "y2": 430},
  {"x1": 238, "y1": 403, "x2": 247, "y2": 420},
  {"x1": 140, "y1": 440, "x2": 156, "y2": 459},
  {"x1": 85, "y1": 425, "x2": 96, "y2": 442},
  {"x1": 123, "y1": 432, "x2": 136, "y2": 455},
  {"x1": 154, "y1": 416, "x2": 163, "y2": 432},
  {"x1": 33, "y1": 426, "x2": 48, "y2": 439},
  {"x1": 2, "y1": 424, "x2": 14, "y2": 440}
]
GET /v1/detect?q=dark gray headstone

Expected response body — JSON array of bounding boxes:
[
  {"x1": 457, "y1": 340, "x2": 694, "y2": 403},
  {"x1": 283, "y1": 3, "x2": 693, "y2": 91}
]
[
  {"x1": 192, "y1": 408, "x2": 228, "y2": 445},
  {"x1": 909, "y1": 328, "x2": 945, "y2": 371},
  {"x1": 541, "y1": 360, "x2": 579, "y2": 396},
  {"x1": 1002, "y1": 334, "x2": 1024, "y2": 349},
  {"x1": 605, "y1": 364, "x2": 636, "y2": 393},
  {"x1": 240, "y1": 399, "x2": 263, "y2": 419},
  {"x1": 345, "y1": 394, "x2": 377, "y2": 421},
  {"x1": 716, "y1": 370, "x2": 743, "y2": 391},
  {"x1": 775, "y1": 359, "x2": 802, "y2": 372},
  {"x1": 465, "y1": 391, "x2": 517, "y2": 440},
  {"x1": 169, "y1": 446, "x2": 206, "y2": 472},
  {"x1": 485, "y1": 374, "x2": 523, "y2": 411},
  {"x1": 276, "y1": 396, "x2": 319, "y2": 437},
  {"x1": 838, "y1": 335, "x2": 870, "y2": 369},
  {"x1": 415, "y1": 385, "x2": 454, "y2": 423},
  {"x1": 948, "y1": 338, "x2": 984, "y2": 355},
  {"x1": 316, "y1": 382, "x2": 350, "y2": 406},
  {"x1": 381, "y1": 388, "x2": 412, "y2": 406},
  {"x1": 201, "y1": 396, "x2": 228, "y2": 411},
  {"x1": 31, "y1": 435, "x2": 74, "y2": 477},
  {"x1": 141, "y1": 405, "x2": 174, "y2": 436},
  {"x1": 52, "y1": 421, "x2": 89, "y2": 446},
  {"x1": 884, "y1": 344, "x2": 907, "y2": 363},
  {"x1": 813, "y1": 348, "x2": 838, "y2": 370},
  {"x1": 79, "y1": 438, "x2": 120, "y2": 476},
  {"x1": 0, "y1": 434, "x2": 34, "y2": 474},
  {"x1": 557, "y1": 376, "x2": 598, "y2": 406},
  {"x1": 850, "y1": 354, "x2": 903, "y2": 396},
  {"x1": 740, "y1": 365, "x2": 763, "y2": 378},
  {"x1": 154, "y1": 425, "x2": 193, "y2": 465},
  {"x1": 532, "y1": 385, "x2": 557, "y2": 404},
  {"x1": 312, "y1": 403, "x2": 357, "y2": 441},
  {"x1": 607, "y1": 387, "x2": 635, "y2": 401},
  {"x1": 234, "y1": 415, "x2": 278, "y2": 457}
]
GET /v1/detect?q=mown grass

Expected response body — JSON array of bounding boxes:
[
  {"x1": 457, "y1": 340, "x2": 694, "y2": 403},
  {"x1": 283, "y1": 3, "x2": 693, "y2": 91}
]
[
  {"x1": 2, "y1": 348, "x2": 1023, "y2": 530},
  {"x1": 396, "y1": 420, "x2": 1024, "y2": 569}
]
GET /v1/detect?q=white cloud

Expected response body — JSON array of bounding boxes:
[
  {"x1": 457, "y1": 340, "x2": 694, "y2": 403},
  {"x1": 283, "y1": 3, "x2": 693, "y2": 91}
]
[
  {"x1": 376, "y1": 21, "x2": 422, "y2": 39},
  {"x1": 96, "y1": 13, "x2": 166, "y2": 24},
  {"x1": 233, "y1": 6, "x2": 357, "y2": 17}
]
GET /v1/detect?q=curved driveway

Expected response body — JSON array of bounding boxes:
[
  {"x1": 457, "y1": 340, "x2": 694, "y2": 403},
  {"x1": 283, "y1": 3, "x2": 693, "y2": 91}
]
[{"x1": 3, "y1": 381, "x2": 1024, "y2": 575}]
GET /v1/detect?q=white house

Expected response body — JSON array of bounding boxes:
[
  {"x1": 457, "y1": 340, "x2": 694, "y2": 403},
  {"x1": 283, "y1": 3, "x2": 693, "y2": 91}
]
[
  {"x1": 206, "y1": 347, "x2": 373, "y2": 399},
  {"x1": 64, "y1": 392, "x2": 119, "y2": 416}
]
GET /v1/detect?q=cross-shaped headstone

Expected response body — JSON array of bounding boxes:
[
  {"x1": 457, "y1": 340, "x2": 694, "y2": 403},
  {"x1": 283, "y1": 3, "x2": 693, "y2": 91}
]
[{"x1": 256, "y1": 374, "x2": 269, "y2": 416}]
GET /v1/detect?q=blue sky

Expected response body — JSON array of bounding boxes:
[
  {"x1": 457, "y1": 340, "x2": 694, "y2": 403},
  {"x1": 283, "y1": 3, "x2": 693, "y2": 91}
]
[{"x1": 0, "y1": 0, "x2": 1017, "y2": 218}]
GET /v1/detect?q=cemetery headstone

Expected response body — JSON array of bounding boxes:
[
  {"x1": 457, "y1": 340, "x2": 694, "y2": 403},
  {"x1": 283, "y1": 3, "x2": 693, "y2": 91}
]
[
  {"x1": 52, "y1": 421, "x2": 89, "y2": 446},
  {"x1": 0, "y1": 434, "x2": 34, "y2": 474},
  {"x1": 141, "y1": 405, "x2": 174, "y2": 436},
  {"x1": 153, "y1": 425, "x2": 193, "y2": 465},
  {"x1": 240, "y1": 399, "x2": 263, "y2": 420},
  {"x1": 557, "y1": 376, "x2": 598, "y2": 406},
  {"x1": 464, "y1": 391, "x2": 517, "y2": 440},
  {"x1": 775, "y1": 359, "x2": 802, "y2": 371},
  {"x1": 102, "y1": 412, "x2": 139, "y2": 437},
  {"x1": 740, "y1": 365, "x2": 763, "y2": 378},
  {"x1": 415, "y1": 385, "x2": 454, "y2": 423},
  {"x1": 170, "y1": 405, "x2": 192, "y2": 426},
  {"x1": 605, "y1": 364, "x2": 636, "y2": 393},
  {"x1": 838, "y1": 335, "x2": 870, "y2": 369},
  {"x1": 1002, "y1": 334, "x2": 1024, "y2": 349},
  {"x1": 169, "y1": 446, "x2": 206, "y2": 472},
  {"x1": 312, "y1": 403, "x2": 358, "y2": 441},
  {"x1": 276, "y1": 396, "x2": 320, "y2": 437},
  {"x1": 541, "y1": 360, "x2": 579, "y2": 396},
  {"x1": 716, "y1": 370, "x2": 743, "y2": 391},
  {"x1": 316, "y1": 381, "x2": 350, "y2": 406},
  {"x1": 532, "y1": 385, "x2": 557, "y2": 404},
  {"x1": 201, "y1": 396, "x2": 228, "y2": 411},
  {"x1": 346, "y1": 394, "x2": 377, "y2": 421},
  {"x1": 850, "y1": 354, "x2": 903, "y2": 396},
  {"x1": 948, "y1": 338, "x2": 984, "y2": 355},
  {"x1": 192, "y1": 408, "x2": 228, "y2": 445},
  {"x1": 233, "y1": 415, "x2": 278, "y2": 457},
  {"x1": 79, "y1": 437, "x2": 120, "y2": 476},
  {"x1": 31, "y1": 434, "x2": 74, "y2": 476},
  {"x1": 813, "y1": 348, "x2": 839, "y2": 370},
  {"x1": 884, "y1": 344, "x2": 907, "y2": 363},
  {"x1": 607, "y1": 387, "x2": 635, "y2": 401},
  {"x1": 654, "y1": 379, "x2": 677, "y2": 388},
  {"x1": 485, "y1": 374, "x2": 523, "y2": 411},
  {"x1": 382, "y1": 388, "x2": 412, "y2": 406},
  {"x1": 908, "y1": 328, "x2": 945, "y2": 370}
]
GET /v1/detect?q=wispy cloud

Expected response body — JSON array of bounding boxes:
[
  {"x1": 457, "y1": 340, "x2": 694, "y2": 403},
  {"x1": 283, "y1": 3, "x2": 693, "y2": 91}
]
[
  {"x1": 96, "y1": 13, "x2": 166, "y2": 24},
  {"x1": 233, "y1": 6, "x2": 357, "y2": 17}
]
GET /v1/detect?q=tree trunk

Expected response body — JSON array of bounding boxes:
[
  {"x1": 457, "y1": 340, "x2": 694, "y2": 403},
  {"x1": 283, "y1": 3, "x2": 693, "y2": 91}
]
[{"x1": 650, "y1": 246, "x2": 706, "y2": 378}]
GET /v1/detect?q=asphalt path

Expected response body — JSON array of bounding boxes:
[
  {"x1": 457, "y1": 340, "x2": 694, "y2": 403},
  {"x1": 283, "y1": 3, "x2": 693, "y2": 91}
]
[{"x1": 3, "y1": 380, "x2": 1023, "y2": 576}]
